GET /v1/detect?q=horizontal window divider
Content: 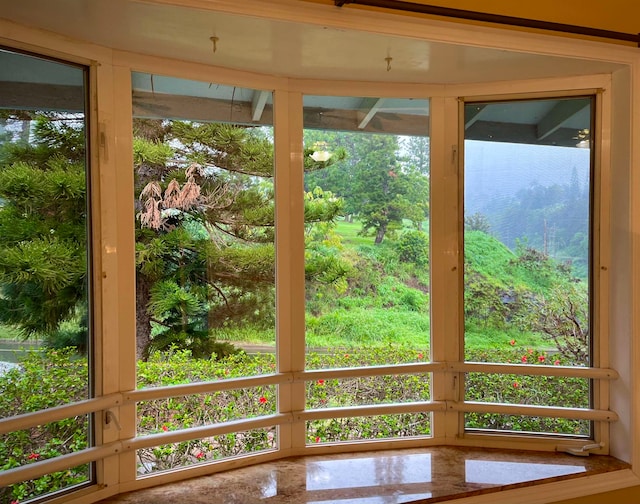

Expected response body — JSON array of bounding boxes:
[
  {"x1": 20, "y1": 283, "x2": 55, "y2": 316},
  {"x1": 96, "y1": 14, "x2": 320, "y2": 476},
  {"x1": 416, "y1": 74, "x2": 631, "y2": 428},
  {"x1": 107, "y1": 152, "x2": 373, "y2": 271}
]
[
  {"x1": 451, "y1": 362, "x2": 619, "y2": 380},
  {"x1": 125, "y1": 373, "x2": 288, "y2": 403},
  {"x1": 125, "y1": 413, "x2": 290, "y2": 451},
  {"x1": 451, "y1": 401, "x2": 618, "y2": 422},
  {"x1": 0, "y1": 393, "x2": 122, "y2": 436},
  {"x1": 296, "y1": 401, "x2": 445, "y2": 421},
  {"x1": 1, "y1": 414, "x2": 294, "y2": 487},
  {"x1": 0, "y1": 441, "x2": 122, "y2": 488},
  {"x1": 299, "y1": 362, "x2": 446, "y2": 381}
]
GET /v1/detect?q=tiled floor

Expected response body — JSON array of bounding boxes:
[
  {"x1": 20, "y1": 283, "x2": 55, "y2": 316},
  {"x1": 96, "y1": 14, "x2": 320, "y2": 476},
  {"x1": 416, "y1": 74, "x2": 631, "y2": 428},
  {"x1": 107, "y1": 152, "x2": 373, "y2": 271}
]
[{"x1": 98, "y1": 447, "x2": 629, "y2": 504}]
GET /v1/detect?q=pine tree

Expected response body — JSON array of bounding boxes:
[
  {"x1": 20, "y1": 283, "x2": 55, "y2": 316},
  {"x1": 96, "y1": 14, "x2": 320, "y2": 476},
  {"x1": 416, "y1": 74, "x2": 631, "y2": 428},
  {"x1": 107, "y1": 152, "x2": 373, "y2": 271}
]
[
  {"x1": 134, "y1": 119, "x2": 345, "y2": 360},
  {"x1": 0, "y1": 112, "x2": 89, "y2": 350},
  {"x1": 0, "y1": 114, "x2": 345, "y2": 360},
  {"x1": 351, "y1": 134, "x2": 429, "y2": 244}
]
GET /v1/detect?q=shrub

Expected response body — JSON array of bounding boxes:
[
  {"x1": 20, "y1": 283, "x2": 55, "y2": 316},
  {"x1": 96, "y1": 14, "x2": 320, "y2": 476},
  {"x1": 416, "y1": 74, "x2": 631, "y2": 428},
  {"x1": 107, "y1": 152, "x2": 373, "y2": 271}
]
[
  {"x1": 465, "y1": 347, "x2": 589, "y2": 436},
  {"x1": 0, "y1": 344, "x2": 591, "y2": 497},
  {"x1": 0, "y1": 349, "x2": 89, "y2": 504},
  {"x1": 395, "y1": 229, "x2": 429, "y2": 267}
]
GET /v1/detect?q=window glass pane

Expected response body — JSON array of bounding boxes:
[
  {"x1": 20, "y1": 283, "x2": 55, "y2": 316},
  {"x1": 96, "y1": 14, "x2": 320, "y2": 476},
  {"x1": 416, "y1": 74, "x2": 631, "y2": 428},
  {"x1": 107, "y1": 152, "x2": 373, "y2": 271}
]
[
  {"x1": 463, "y1": 96, "x2": 593, "y2": 434},
  {"x1": 465, "y1": 413, "x2": 589, "y2": 437},
  {"x1": 306, "y1": 373, "x2": 430, "y2": 409},
  {"x1": 137, "y1": 426, "x2": 277, "y2": 476},
  {"x1": 466, "y1": 371, "x2": 588, "y2": 408},
  {"x1": 0, "y1": 48, "x2": 91, "y2": 502},
  {"x1": 303, "y1": 94, "x2": 431, "y2": 442},
  {"x1": 132, "y1": 73, "x2": 276, "y2": 471},
  {"x1": 307, "y1": 413, "x2": 431, "y2": 444}
]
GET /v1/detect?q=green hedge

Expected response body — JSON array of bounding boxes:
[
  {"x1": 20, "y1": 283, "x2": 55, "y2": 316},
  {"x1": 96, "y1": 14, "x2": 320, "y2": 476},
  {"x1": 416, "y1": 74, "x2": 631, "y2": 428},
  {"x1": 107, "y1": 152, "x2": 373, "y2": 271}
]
[{"x1": 0, "y1": 346, "x2": 589, "y2": 503}]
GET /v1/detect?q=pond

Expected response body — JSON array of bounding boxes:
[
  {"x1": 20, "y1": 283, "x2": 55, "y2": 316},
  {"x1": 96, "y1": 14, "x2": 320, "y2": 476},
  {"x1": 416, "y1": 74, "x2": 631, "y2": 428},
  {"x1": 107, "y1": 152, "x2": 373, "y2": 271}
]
[{"x1": 0, "y1": 338, "x2": 40, "y2": 363}]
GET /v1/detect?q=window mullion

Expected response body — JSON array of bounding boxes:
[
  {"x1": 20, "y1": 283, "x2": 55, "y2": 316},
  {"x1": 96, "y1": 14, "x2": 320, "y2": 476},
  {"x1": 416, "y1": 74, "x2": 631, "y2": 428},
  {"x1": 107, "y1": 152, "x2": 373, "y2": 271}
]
[
  {"x1": 273, "y1": 88, "x2": 306, "y2": 453},
  {"x1": 429, "y1": 95, "x2": 463, "y2": 441}
]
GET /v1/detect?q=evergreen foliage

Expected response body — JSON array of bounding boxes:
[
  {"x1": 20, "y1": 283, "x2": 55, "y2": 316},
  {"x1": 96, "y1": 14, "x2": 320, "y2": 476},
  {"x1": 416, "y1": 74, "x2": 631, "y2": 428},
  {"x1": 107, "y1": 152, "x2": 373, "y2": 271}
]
[
  {"x1": 133, "y1": 120, "x2": 346, "y2": 360},
  {"x1": 0, "y1": 113, "x2": 88, "y2": 349}
]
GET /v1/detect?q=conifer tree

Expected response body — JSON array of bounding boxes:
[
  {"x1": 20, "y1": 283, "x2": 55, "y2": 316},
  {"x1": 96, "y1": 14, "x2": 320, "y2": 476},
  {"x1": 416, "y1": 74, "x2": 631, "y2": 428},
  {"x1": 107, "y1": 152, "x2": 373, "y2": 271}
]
[
  {"x1": 0, "y1": 114, "x2": 345, "y2": 360},
  {"x1": 134, "y1": 119, "x2": 345, "y2": 360},
  {"x1": 0, "y1": 112, "x2": 89, "y2": 350}
]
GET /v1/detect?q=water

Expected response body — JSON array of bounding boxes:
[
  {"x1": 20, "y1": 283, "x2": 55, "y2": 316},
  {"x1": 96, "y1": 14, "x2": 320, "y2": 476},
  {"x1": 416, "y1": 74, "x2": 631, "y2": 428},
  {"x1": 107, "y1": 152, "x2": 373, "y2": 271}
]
[{"x1": 0, "y1": 338, "x2": 40, "y2": 363}]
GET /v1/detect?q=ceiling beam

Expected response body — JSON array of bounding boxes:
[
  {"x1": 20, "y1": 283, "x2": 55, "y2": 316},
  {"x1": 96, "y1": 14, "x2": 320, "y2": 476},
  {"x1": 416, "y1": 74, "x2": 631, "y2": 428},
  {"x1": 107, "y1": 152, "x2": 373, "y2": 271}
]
[
  {"x1": 133, "y1": 91, "x2": 429, "y2": 135},
  {"x1": 132, "y1": 90, "x2": 274, "y2": 126},
  {"x1": 467, "y1": 120, "x2": 586, "y2": 147},
  {"x1": 251, "y1": 90, "x2": 270, "y2": 122},
  {"x1": 358, "y1": 98, "x2": 385, "y2": 129},
  {"x1": 305, "y1": 106, "x2": 429, "y2": 136},
  {"x1": 536, "y1": 100, "x2": 590, "y2": 140},
  {"x1": 0, "y1": 82, "x2": 84, "y2": 112}
]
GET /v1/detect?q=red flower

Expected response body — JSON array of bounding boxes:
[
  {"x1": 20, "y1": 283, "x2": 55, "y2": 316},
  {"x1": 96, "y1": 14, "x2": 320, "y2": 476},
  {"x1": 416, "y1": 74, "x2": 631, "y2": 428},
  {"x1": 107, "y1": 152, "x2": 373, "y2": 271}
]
[
  {"x1": 316, "y1": 379, "x2": 325, "y2": 386},
  {"x1": 27, "y1": 453, "x2": 40, "y2": 460},
  {"x1": 195, "y1": 451, "x2": 205, "y2": 460},
  {"x1": 259, "y1": 396, "x2": 268, "y2": 404},
  {"x1": 521, "y1": 355, "x2": 527, "y2": 363},
  {"x1": 528, "y1": 348, "x2": 534, "y2": 354},
  {"x1": 315, "y1": 436, "x2": 321, "y2": 443},
  {"x1": 513, "y1": 381, "x2": 519, "y2": 388},
  {"x1": 509, "y1": 339, "x2": 516, "y2": 346},
  {"x1": 538, "y1": 355, "x2": 545, "y2": 363},
  {"x1": 162, "y1": 425, "x2": 169, "y2": 432},
  {"x1": 554, "y1": 359, "x2": 561, "y2": 366},
  {"x1": 11, "y1": 500, "x2": 19, "y2": 504},
  {"x1": 417, "y1": 352, "x2": 424, "y2": 360}
]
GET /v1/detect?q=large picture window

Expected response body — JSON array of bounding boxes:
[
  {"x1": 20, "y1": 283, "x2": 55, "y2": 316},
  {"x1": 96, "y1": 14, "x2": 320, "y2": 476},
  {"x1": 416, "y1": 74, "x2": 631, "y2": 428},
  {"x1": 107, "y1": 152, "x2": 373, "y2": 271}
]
[
  {"x1": 0, "y1": 48, "x2": 92, "y2": 502},
  {"x1": 131, "y1": 73, "x2": 277, "y2": 474},
  {"x1": 463, "y1": 96, "x2": 594, "y2": 436},
  {"x1": 302, "y1": 94, "x2": 432, "y2": 444}
]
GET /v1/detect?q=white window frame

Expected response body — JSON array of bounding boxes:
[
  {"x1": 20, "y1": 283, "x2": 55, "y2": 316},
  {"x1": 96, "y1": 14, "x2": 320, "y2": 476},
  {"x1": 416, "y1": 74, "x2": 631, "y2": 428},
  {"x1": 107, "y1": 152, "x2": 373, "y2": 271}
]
[
  {"x1": 452, "y1": 87, "x2": 609, "y2": 451},
  {"x1": 0, "y1": 2, "x2": 639, "y2": 502}
]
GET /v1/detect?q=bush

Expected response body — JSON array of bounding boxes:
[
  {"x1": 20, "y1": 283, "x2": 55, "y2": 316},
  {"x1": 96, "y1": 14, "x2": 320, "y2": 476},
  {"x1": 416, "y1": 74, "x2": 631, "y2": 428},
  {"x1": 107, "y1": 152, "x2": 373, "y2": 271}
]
[
  {"x1": 395, "y1": 230, "x2": 429, "y2": 267},
  {"x1": 465, "y1": 347, "x2": 589, "y2": 436},
  {"x1": 0, "y1": 349, "x2": 89, "y2": 504},
  {"x1": 0, "y1": 345, "x2": 591, "y2": 499}
]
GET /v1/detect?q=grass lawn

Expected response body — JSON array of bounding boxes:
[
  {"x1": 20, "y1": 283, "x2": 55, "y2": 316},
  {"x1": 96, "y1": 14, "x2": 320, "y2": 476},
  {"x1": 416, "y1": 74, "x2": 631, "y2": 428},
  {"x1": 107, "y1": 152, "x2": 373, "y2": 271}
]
[{"x1": 334, "y1": 219, "x2": 373, "y2": 247}]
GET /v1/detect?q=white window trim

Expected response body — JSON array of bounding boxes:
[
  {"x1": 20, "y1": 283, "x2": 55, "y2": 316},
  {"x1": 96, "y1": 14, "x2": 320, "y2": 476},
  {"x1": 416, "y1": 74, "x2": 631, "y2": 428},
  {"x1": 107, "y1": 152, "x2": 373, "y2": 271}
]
[{"x1": 0, "y1": 3, "x2": 639, "y2": 502}]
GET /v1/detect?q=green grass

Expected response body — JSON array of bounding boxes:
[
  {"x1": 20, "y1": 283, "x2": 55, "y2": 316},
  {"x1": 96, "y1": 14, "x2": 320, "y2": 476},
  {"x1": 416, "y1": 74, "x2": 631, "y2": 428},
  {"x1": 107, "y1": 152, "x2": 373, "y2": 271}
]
[
  {"x1": 306, "y1": 308, "x2": 430, "y2": 348},
  {"x1": 213, "y1": 326, "x2": 275, "y2": 345},
  {"x1": 334, "y1": 219, "x2": 374, "y2": 247},
  {"x1": 209, "y1": 226, "x2": 570, "y2": 355},
  {"x1": 464, "y1": 324, "x2": 549, "y2": 351}
]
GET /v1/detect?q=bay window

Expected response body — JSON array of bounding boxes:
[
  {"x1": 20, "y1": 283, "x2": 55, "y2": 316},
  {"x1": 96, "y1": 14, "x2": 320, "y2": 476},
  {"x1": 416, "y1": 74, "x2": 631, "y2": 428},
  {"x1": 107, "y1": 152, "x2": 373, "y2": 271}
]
[{"x1": 0, "y1": 4, "x2": 637, "y2": 503}]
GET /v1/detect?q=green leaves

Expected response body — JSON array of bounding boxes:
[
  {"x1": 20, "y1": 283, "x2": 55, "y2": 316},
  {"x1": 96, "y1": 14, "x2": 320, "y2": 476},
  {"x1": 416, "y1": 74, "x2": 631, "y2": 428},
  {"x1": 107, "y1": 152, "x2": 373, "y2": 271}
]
[
  {"x1": 133, "y1": 137, "x2": 174, "y2": 165},
  {"x1": 0, "y1": 238, "x2": 84, "y2": 292}
]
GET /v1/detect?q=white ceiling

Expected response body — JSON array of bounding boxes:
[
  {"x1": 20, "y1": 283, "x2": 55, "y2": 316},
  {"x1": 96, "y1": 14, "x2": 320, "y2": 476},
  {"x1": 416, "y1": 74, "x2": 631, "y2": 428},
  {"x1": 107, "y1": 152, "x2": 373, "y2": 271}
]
[{"x1": 0, "y1": 0, "x2": 626, "y2": 84}]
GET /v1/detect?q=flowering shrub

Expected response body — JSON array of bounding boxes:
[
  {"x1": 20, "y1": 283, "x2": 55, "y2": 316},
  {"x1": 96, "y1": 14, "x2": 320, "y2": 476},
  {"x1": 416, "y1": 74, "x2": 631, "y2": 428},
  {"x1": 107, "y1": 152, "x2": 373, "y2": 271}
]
[
  {"x1": 136, "y1": 349, "x2": 277, "y2": 474},
  {"x1": 308, "y1": 413, "x2": 431, "y2": 444},
  {"x1": 0, "y1": 349, "x2": 89, "y2": 504},
  {"x1": 0, "y1": 344, "x2": 593, "y2": 502},
  {"x1": 465, "y1": 346, "x2": 590, "y2": 435}
]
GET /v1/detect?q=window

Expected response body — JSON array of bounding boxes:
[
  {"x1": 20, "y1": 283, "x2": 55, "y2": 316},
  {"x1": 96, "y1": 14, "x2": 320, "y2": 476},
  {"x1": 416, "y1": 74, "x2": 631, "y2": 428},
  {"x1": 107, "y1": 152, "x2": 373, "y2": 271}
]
[
  {"x1": 0, "y1": 48, "x2": 92, "y2": 502},
  {"x1": 463, "y1": 96, "x2": 595, "y2": 437},
  {"x1": 131, "y1": 72, "x2": 277, "y2": 474},
  {"x1": 302, "y1": 94, "x2": 432, "y2": 444},
  {"x1": 1, "y1": 5, "x2": 637, "y2": 502}
]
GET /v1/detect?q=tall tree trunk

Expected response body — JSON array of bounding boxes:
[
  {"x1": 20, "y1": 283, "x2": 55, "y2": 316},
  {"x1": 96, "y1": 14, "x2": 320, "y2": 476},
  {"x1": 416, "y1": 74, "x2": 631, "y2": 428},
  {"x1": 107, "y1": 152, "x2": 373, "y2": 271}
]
[
  {"x1": 374, "y1": 223, "x2": 387, "y2": 244},
  {"x1": 136, "y1": 272, "x2": 152, "y2": 361}
]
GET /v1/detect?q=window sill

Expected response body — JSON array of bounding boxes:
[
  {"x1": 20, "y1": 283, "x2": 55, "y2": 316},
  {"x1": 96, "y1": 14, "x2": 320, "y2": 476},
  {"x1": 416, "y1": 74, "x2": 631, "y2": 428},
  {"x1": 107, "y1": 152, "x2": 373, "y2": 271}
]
[{"x1": 97, "y1": 446, "x2": 632, "y2": 504}]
